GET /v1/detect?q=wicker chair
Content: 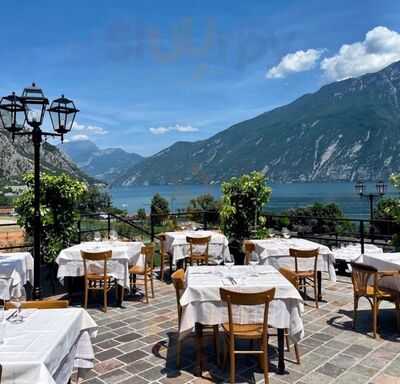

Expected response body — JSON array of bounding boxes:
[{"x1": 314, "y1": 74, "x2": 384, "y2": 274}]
[{"x1": 351, "y1": 262, "x2": 400, "y2": 338}]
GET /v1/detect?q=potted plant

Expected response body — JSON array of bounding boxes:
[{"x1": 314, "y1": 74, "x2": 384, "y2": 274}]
[{"x1": 220, "y1": 171, "x2": 272, "y2": 264}]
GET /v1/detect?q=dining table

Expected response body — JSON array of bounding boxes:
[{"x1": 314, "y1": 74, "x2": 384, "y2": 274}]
[
  {"x1": 362, "y1": 252, "x2": 400, "y2": 291},
  {"x1": 0, "y1": 252, "x2": 34, "y2": 300},
  {"x1": 162, "y1": 230, "x2": 231, "y2": 266},
  {"x1": 245, "y1": 238, "x2": 336, "y2": 301},
  {"x1": 179, "y1": 265, "x2": 304, "y2": 374},
  {"x1": 0, "y1": 307, "x2": 97, "y2": 384},
  {"x1": 56, "y1": 240, "x2": 144, "y2": 304}
]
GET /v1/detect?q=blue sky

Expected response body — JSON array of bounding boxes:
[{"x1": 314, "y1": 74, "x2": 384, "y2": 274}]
[{"x1": 1, "y1": 0, "x2": 400, "y2": 156}]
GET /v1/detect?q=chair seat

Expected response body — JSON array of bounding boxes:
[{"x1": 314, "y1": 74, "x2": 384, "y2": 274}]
[
  {"x1": 294, "y1": 270, "x2": 315, "y2": 278},
  {"x1": 222, "y1": 322, "x2": 265, "y2": 338},
  {"x1": 129, "y1": 265, "x2": 150, "y2": 275},
  {"x1": 87, "y1": 273, "x2": 113, "y2": 280},
  {"x1": 366, "y1": 285, "x2": 395, "y2": 298}
]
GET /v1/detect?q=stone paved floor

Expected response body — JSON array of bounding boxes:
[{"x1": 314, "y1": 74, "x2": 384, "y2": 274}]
[{"x1": 79, "y1": 274, "x2": 400, "y2": 384}]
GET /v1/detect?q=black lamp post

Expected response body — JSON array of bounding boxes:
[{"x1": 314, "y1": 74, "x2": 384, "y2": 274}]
[
  {"x1": 0, "y1": 83, "x2": 79, "y2": 299},
  {"x1": 355, "y1": 180, "x2": 386, "y2": 221}
]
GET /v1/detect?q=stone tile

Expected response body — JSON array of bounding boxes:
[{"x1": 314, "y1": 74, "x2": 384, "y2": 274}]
[
  {"x1": 95, "y1": 348, "x2": 122, "y2": 362},
  {"x1": 117, "y1": 349, "x2": 149, "y2": 364},
  {"x1": 317, "y1": 362, "x2": 346, "y2": 378},
  {"x1": 98, "y1": 369, "x2": 131, "y2": 384},
  {"x1": 114, "y1": 332, "x2": 142, "y2": 343},
  {"x1": 373, "y1": 373, "x2": 400, "y2": 384},
  {"x1": 138, "y1": 366, "x2": 165, "y2": 381}
]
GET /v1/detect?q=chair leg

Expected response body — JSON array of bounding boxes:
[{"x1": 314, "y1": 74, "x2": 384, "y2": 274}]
[
  {"x1": 285, "y1": 333, "x2": 290, "y2": 352},
  {"x1": 160, "y1": 254, "x2": 164, "y2": 281},
  {"x1": 263, "y1": 346, "x2": 269, "y2": 384},
  {"x1": 84, "y1": 279, "x2": 88, "y2": 309},
  {"x1": 314, "y1": 275, "x2": 319, "y2": 309},
  {"x1": 353, "y1": 296, "x2": 359, "y2": 329},
  {"x1": 144, "y1": 275, "x2": 149, "y2": 304},
  {"x1": 395, "y1": 301, "x2": 400, "y2": 331},
  {"x1": 372, "y1": 298, "x2": 378, "y2": 338},
  {"x1": 103, "y1": 285, "x2": 107, "y2": 313},
  {"x1": 294, "y1": 343, "x2": 300, "y2": 364},
  {"x1": 150, "y1": 275, "x2": 155, "y2": 298},
  {"x1": 229, "y1": 341, "x2": 235, "y2": 384}
]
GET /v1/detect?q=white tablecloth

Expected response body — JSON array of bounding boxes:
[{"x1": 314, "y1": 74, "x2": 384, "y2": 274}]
[
  {"x1": 362, "y1": 252, "x2": 400, "y2": 292},
  {"x1": 164, "y1": 230, "x2": 231, "y2": 264},
  {"x1": 180, "y1": 265, "x2": 304, "y2": 341},
  {"x1": 0, "y1": 307, "x2": 97, "y2": 384},
  {"x1": 332, "y1": 244, "x2": 383, "y2": 263},
  {"x1": 249, "y1": 238, "x2": 336, "y2": 281},
  {"x1": 0, "y1": 252, "x2": 34, "y2": 300},
  {"x1": 56, "y1": 241, "x2": 144, "y2": 288}
]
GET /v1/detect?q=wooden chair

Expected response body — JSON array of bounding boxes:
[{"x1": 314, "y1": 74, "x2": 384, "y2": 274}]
[
  {"x1": 185, "y1": 235, "x2": 211, "y2": 268},
  {"x1": 81, "y1": 250, "x2": 118, "y2": 312},
  {"x1": 220, "y1": 288, "x2": 275, "y2": 384},
  {"x1": 351, "y1": 262, "x2": 400, "y2": 338},
  {"x1": 5, "y1": 300, "x2": 69, "y2": 310},
  {"x1": 129, "y1": 244, "x2": 155, "y2": 304},
  {"x1": 288, "y1": 248, "x2": 319, "y2": 308},
  {"x1": 278, "y1": 267, "x2": 301, "y2": 364},
  {"x1": 243, "y1": 241, "x2": 255, "y2": 265},
  {"x1": 171, "y1": 269, "x2": 219, "y2": 369},
  {"x1": 159, "y1": 234, "x2": 172, "y2": 281}
]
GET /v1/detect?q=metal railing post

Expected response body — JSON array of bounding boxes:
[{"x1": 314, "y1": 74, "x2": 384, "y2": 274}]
[
  {"x1": 360, "y1": 220, "x2": 365, "y2": 254},
  {"x1": 107, "y1": 213, "x2": 111, "y2": 239},
  {"x1": 77, "y1": 219, "x2": 81, "y2": 243},
  {"x1": 203, "y1": 211, "x2": 208, "y2": 230},
  {"x1": 150, "y1": 214, "x2": 155, "y2": 242}
]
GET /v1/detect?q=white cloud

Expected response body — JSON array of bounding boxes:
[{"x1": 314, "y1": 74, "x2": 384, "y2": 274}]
[
  {"x1": 72, "y1": 122, "x2": 108, "y2": 135},
  {"x1": 266, "y1": 49, "x2": 324, "y2": 79},
  {"x1": 70, "y1": 134, "x2": 89, "y2": 141},
  {"x1": 149, "y1": 124, "x2": 199, "y2": 135},
  {"x1": 321, "y1": 26, "x2": 400, "y2": 80}
]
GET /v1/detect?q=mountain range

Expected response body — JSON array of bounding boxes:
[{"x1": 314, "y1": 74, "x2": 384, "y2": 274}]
[
  {"x1": 59, "y1": 140, "x2": 143, "y2": 183},
  {"x1": 114, "y1": 60, "x2": 400, "y2": 186},
  {"x1": 0, "y1": 124, "x2": 89, "y2": 185}
]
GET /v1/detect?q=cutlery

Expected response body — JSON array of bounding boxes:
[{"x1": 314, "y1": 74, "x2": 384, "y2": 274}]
[{"x1": 6, "y1": 310, "x2": 17, "y2": 321}]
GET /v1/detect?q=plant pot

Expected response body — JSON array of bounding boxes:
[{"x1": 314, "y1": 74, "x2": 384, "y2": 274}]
[{"x1": 228, "y1": 239, "x2": 245, "y2": 265}]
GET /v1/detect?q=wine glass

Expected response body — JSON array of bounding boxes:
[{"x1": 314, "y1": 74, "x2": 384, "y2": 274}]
[
  {"x1": 110, "y1": 230, "x2": 118, "y2": 241},
  {"x1": 9, "y1": 286, "x2": 26, "y2": 323},
  {"x1": 249, "y1": 252, "x2": 259, "y2": 266},
  {"x1": 225, "y1": 255, "x2": 234, "y2": 269},
  {"x1": 94, "y1": 231, "x2": 102, "y2": 242},
  {"x1": 282, "y1": 227, "x2": 291, "y2": 239}
]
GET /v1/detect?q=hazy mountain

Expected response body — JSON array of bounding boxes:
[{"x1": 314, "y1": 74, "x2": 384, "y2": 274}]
[
  {"x1": 60, "y1": 140, "x2": 143, "y2": 183},
  {"x1": 0, "y1": 125, "x2": 90, "y2": 185},
  {"x1": 114, "y1": 60, "x2": 400, "y2": 186}
]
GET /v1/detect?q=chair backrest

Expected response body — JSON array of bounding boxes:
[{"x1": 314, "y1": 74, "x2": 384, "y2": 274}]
[
  {"x1": 186, "y1": 236, "x2": 211, "y2": 259},
  {"x1": 81, "y1": 250, "x2": 112, "y2": 279},
  {"x1": 142, "y1": 243, "x2": 155, "y2": 271},
  {"x1": 243, "y1": 241, "x2": 256, "y2": 265},
  {"x1": 289, "y1": 248, "x2": 319, "y2": 273},
  {"x1": 279, "y1": 267, "x2": 299, "y2": 288},
  {"x1": 220, "y1": 288, "x2": 275, "y2": 337},
  {"x1": 351, "y1": 262, "x2": 378, "y2": 296},
  {"x1": 171, "y1": 269, "x2": 185, "y2": 324},
  {"x1": 5, "y1": 300, "x2": 69, "y2": 310}
]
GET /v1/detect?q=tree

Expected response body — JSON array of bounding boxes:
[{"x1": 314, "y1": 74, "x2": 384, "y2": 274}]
[
  {"x1": 186, "y1": 193, "x2": 220, "y2": 225},
  {"x1": 220, "y1": 171, "x2": 272, "y2": 243},
  {"x1": 150, "y1": 193, "x2": 170, "y2": 225},
  {"x1": 137, "y1": 208, "x2": 147, "y2": 220},
  {"x1": 15, "y1": 173, "x2": 87, "y2": 263}
]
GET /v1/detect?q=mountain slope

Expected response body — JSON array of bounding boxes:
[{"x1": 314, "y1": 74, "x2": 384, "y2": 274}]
[
  {"x1": 115, "y1": 60, "x2": 400, "y2": 185},
  {"x1": 0, "y1": 126, "x2": 91, "y2": 184},
  {"x1": 60, "y1": 140, "x2": 143, "y2": 183}
]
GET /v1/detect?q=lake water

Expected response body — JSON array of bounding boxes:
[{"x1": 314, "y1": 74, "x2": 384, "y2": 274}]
[{"x1": 109, "y1": 182, "x2": 398, "y2": 219}]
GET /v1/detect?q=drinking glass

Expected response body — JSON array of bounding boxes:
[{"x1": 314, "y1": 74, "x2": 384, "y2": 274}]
[
  {"x1": 0, "y1": 304, "x2": 5, "y2": 344},
  {"x1": 282, "y1": 227, "x2": 291, "y2": 239},
  {"x1": 9, "y1": 286, "x2": 26, "y2": 323},
  {"x1": 249, "y1": 252, "x2": 259, "y2": 266},
  {"x1": 225, "y1": 255, "x2": 234, "y2": 269},
  {"x1": 110, "y1": 230, "x2": 118, "y2": 241},
  {"x1": 94, "y1": 232, "x2": 102, "y2": 242}
]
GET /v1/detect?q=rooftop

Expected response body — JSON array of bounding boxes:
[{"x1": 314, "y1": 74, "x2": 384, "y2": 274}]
[{"x1": 78, "y1": 274, "x2": 400, "y2": 384}]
